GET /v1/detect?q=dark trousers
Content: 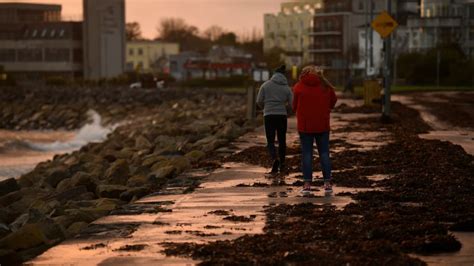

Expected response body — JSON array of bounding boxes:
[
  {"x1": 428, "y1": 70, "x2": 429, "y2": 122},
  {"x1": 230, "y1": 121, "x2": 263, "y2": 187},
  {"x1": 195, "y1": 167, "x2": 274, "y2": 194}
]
[
  {"x1": 299, "y1": 131, "x2": 332, "y2": 182},
  {"x1": 264, "y1": 115, "x2": 287, "y2": 165}
]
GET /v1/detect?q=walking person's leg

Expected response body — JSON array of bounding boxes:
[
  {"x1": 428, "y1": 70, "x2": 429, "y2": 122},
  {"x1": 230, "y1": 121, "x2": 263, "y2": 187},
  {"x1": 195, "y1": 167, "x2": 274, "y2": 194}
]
[
  {"x1": 276, "y1": 115, "x2": 287, "y2": 172},
  {"x1": 299, "y1": 132, "x2": 314, "y2": 193},
  {"x1": 264, "y1": 115, "x2": 279, "y2": 173},
  {"x1": 315, "y1": 131, "x2": 332, "y2": 193}
]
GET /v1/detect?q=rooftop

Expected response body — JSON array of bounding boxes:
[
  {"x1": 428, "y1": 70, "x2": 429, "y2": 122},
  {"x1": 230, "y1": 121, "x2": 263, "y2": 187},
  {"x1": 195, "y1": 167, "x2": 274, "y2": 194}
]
[{"x1": 0, "y1": 2, "x2": 61, "y2": 11}]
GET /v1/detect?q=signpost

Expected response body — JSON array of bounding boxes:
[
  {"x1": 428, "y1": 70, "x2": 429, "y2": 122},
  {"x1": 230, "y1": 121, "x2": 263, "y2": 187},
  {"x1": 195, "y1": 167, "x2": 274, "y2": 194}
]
[{"x1": 371, "y1": 2, "x2": 398, "y2": 120}]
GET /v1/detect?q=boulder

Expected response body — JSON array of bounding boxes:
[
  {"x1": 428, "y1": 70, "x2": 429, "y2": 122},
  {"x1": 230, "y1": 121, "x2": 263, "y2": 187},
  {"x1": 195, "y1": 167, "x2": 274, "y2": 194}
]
[
  {"x1": 185, "y1": 150, "x2": 206, "y2": 163},
  {"x1": 169, "y1": 156, "x2": 191, "y2": 173},
  {"x1": 119, "y1": 187, "x2": 149, "y2": 202},
  {"x1": 141, "y1": 154, "x2": 166, "y2": 168},
  {"x1": 0, "y1": 190, "x2": 22, "y2": 207},
  {"x1": 127, "y1": 175, "x2": 149, "y2": 187},
  {"x1": 41, "y1": 165, "x2": 70, "y2": 188},
  {"x1": 56, "y1": 172, "x2": 97, "y2": 193},
  {"x1": 149, "y1": 166, "x2": 175, "y2": 180},
  {"x1": 0, "y1": 223, "x2": 11, "y2": 239},
  {"x1": 96, "y1": 185, "x2": 128, "y2": 199},
  {"x1": 0, "y1": 210, "x2": 64, "y2": 251},
  {"x1": 53, "y1": 186, "x2": 89, "y2": 203},
  {"x1": 0, "y1": 248, "x2": 21, "y2": 265},
  {"x1": 135, "y1": 135, "x2": 152, "y2": 150},
  {"x1": 66, "y1": 222, "x2": 89, "y2": 238},
  {"x1": 0, "y1": 178, "x2": 20, "y2": 197},
  {"x1": 104, "y1": 159, "x2": 130, "y2": 185}
]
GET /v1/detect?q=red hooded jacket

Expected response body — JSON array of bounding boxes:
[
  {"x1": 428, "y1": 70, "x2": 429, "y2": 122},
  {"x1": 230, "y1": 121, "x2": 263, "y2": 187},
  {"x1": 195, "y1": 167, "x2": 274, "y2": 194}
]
[{"x1": 292, "y1": 73, "x2": 337, "y2": 133}]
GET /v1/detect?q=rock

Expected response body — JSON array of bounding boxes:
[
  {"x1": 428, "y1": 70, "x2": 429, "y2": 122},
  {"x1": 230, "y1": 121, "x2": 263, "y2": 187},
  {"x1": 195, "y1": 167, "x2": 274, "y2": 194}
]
[
  {"x1": 127, "y1": 175, "x2": 149, "y2": 187},
  {"x1": 41, "y1": 166, "x2": 70, "y2": 188},
  {"x1": 0, "y1": 223, "x2": 47, "y2": 250},
  {"x1": 168, "y1": 156, "x2": 191, "y2": 173},
  {"x1": 56, "y1": 172, "x2": 97, "y2": 193},
  {"x1": 0, "y1": 178, "x2": 20, "y2": 197},
  {"x1": 28, "y1": 199, "x2": 61, "y2": 217},
  {"x1": 104, "y1": 159, "x2": 130, "y2": 185},
  {"x1": 185, "y1": 150, "x2": 206, "y2": 163},
  {"x1": 149, "y1": 166, "x2": 175, "y2": 180},
  {"x1": 119, "y1": 187, "x2": 149, "y2": 202},
  {"x1": 96, "y1": 185, "x2": 128, "y2": 199},
  {"x1": 218, "y1": 121, "x2": 243, "y2": 140},
  {"x1": 135, "y1": 135, "x2": 152, "y2": 150},
  {"x1": 141, "y1": 154, "x2": 166, "y2": 167},
  {"x1": 0, "y1": 190, "x2": 22, "y2": 207},
  {"x1": 0, "y1": 249, "x2": 21, "y2": 265},
  {"x1": 66, "y1": 222, "x2": 89, "y2": 238},
  {"x1": 0, "y1": 223, "x2": 11, "y2": 239},
  {"x1": 0, "y1": 211, "x2": 64, "y2": 251},
  {"x1": 53, "y1": 186, "x2": 89, "y2": 203}
]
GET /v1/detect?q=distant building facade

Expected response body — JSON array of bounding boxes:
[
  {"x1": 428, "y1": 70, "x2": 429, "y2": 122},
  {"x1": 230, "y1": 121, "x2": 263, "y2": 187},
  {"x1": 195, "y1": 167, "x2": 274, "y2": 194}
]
[
  {"x1": 264, "y1": 0, "x2": 319, "y2": 66},
  {"x1": 126, "y1": 41, "x2": 179, "y2": 73},
  {"x1": 406, "y1": 0, "x2": 474, "y2": 55},
  {"x1": 0, "y1": 1, "x2": 127, "y2": 82},
  {"x1": 0, "y1": 3, "x2": 83, "y2": 80},
  {"x1": 83, "y1": 0, "x2": 126, "y2": 80},
  {"x1": 170, "y1": 46, "x2": 252, "y2": 81},
  {"x1": 0, "y1": 3, "x2": 61, "y2": 24}
]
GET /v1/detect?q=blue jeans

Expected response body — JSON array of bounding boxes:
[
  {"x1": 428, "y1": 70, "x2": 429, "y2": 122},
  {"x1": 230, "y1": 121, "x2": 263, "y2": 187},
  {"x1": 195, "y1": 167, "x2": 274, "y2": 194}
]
[{"x1": 299, "y1": 131, "x2": 332, "y2": 182}]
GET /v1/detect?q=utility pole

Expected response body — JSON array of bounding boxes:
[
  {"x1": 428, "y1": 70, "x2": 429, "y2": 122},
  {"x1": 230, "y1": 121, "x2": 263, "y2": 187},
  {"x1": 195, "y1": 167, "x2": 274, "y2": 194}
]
[
  {"x1": 369, "y1": 0, "x2": 374, "y2": 68},
  {"x1": 365, "y1": 0, "x2": 369, "y2": 78},
  {"x1": 382, "y1": 0, "x2": 392, "y2": 120}
]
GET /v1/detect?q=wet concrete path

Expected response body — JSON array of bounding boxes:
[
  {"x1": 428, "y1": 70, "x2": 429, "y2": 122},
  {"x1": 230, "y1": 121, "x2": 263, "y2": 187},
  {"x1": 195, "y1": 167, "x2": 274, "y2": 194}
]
[
  {"x1": 28, "y1": 95, "x2": 474, "y2": 265},
  {"x1": 29, "y1": 98, "x2": 374, "y2": 265}
]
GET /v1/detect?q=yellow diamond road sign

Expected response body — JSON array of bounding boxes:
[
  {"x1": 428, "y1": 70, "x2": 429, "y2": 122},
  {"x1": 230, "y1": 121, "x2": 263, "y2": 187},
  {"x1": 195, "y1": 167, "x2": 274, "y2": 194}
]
[{"x1": 371, "y1": 11, "x2": 399, "y2": 39}]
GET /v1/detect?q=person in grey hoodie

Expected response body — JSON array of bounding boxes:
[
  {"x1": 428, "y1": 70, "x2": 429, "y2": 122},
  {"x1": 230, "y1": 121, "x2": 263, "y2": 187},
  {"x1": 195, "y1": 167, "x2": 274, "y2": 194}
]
[{"x1": 256, "y1": 65, "x2": 293, "y2": 174}]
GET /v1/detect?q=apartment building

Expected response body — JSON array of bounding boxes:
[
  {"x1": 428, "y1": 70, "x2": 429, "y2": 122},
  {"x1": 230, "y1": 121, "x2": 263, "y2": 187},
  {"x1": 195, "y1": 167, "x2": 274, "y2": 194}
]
[
  {"x1": 126, "y1": 41, "x2": 179, "y2": 73},
  {"x1": 406, "y1": 0, "x2": 474, "y2": 55},
  {"x1": 263, "y1": 0, "x2": 321, "y2": 67},
  {"x1": 310, "y1": 0, "x2": 385, "y2": 83},
  {"x1": 0, "y1": 3, "x2": 83, "y2": 80},
  {"x1": 0, "y1": 2, "x2": 61, "y2": 24},
  {"x1": 0, "y1": 1, "x2": 126, "y2": 81}
]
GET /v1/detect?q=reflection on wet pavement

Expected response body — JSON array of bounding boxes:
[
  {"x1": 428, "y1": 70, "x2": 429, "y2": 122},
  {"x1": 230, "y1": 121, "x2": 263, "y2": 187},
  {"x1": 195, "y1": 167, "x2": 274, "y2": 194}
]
[{"x1": 28, "y1": 96, "x2": 474, "y2": 265}]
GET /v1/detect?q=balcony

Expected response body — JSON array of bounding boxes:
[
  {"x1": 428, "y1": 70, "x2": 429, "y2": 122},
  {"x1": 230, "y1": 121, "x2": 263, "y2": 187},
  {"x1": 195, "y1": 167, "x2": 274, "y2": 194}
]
[
  {"x1": 309, "y1": 31, "x2": 342, "y2": 36},
  {"x1": 308, "y1": 47, "x2": 342, "y2": 53}
]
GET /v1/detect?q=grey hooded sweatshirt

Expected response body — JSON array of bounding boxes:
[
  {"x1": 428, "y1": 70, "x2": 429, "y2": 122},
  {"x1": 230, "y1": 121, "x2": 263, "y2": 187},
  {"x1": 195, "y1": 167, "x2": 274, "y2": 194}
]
[{"x1": 256, "y1": 73, "x2": 293, "y2": 116}]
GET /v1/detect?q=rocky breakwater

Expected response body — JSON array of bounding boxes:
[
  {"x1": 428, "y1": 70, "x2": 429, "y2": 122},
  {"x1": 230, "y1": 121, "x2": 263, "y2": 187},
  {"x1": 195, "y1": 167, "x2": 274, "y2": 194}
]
[
  {"x1": 0, "y1": 90, "x2": 252, "y2": 264},
  {"x1": 0, "y1": 86, "x2": 167, "y2": 130}
]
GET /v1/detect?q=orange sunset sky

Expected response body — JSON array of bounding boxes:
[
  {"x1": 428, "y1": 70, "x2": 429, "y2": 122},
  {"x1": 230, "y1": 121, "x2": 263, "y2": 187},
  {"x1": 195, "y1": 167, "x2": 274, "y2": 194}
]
[{"x1": 9, "y1": 0, "x2": 282, "y2": 39}]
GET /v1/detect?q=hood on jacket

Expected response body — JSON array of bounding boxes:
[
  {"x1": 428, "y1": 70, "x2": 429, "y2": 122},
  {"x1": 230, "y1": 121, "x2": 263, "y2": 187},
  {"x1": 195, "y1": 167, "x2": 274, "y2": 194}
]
[
  {"x1": 271, "y1": 73, "x2": 288, "y2": 85},
  {"x1": 300, "y1": 73, "x2": 321, "y2": 87}
]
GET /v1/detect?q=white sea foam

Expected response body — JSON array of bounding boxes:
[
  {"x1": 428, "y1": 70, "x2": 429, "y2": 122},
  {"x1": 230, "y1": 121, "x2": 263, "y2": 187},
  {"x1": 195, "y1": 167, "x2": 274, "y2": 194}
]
[{"x1": 28, "y1": 110, "x2": 115, "y2": 152}]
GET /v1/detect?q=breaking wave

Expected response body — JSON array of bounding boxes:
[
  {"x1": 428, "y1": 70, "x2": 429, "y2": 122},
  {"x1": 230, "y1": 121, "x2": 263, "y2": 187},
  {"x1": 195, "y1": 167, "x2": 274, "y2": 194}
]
[{"x1": 28, "y1": 110, "x2": 114, "y2": 152}]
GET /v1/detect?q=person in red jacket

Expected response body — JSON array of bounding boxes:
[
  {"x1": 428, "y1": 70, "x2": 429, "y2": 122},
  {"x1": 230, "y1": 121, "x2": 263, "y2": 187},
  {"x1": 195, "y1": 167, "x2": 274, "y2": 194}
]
[{"x1": 292, "y1": 65, "x2": 337, "y2": 195}]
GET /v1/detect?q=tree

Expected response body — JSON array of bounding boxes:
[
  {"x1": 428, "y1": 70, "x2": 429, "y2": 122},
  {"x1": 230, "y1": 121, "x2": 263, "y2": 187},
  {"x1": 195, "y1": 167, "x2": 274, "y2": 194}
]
[
  {"x1": 216, "y1": 32, "x2": 238, "y2": 46},
  {"x1": 126, "y1": 22, "x2": 142, "y2": 41},
  {"x1": 156, "y1": 18, "x2": 198, "y2": 42},
  {"x1": 204, "y1": 25, "x2": 224, "y2": 41},
  {"x1": 264, "y1": 47, "x2": 285, "y2": 70}
]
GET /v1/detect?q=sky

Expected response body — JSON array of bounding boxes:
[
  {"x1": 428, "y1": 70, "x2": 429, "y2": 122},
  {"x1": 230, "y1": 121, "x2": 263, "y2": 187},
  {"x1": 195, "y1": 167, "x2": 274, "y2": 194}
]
[{"x1": 9, "y1": 0, "x2": 281, "y2": 39}]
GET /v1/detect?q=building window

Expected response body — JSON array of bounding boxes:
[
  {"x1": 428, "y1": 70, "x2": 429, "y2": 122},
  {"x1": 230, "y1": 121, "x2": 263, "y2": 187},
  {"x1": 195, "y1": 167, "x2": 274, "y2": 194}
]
[
  {"x1": 129, "y1": 48, "x2": 134, "y2": 56},
  {"x1": 359, "y1": 1, "x2": 364, "y2": 11},
  {"x1": 138, "y1": 48, "x2": 143, "y2": 55},
  {"x1": 73, "y1": 48, "x2": 83, "y2": 63},
  {"x1": 50, "y1": 29, "x2": 56, "y2": 38},
  {"x1": 0, "y1": 49, "x2": 15, "y2": 62},
  {"x1": 59, "y1": 29, "x2": 65, "y2": 37},
  {"x1": 44, "y1": 48, "x2": 70, "y2": 62},
  {"x1": 41, "y1": 29, "x2": 47, "y2": 37},
  {"x1": 17, "y1": 49, "x2": 42, "y2": 62}
]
